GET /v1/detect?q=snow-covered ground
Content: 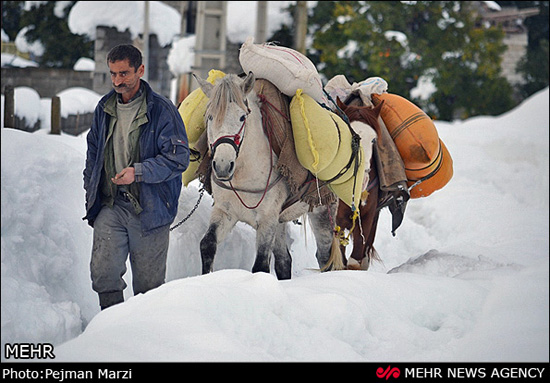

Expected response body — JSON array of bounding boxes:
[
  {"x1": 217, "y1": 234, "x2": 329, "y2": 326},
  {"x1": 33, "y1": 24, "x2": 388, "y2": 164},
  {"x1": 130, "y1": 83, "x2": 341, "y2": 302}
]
[{"x1": 2, "y1": 86, "x2": 548, "y2": 362}]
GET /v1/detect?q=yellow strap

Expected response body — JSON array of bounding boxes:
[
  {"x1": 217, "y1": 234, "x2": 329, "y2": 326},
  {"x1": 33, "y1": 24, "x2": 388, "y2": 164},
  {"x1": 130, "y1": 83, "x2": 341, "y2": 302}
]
[
  {"x1": 296, "y1": 89, "x2": 320, "y2": 172},
  {"x1": 334, "y1": 209, "x2": 359, "y2": 247}
]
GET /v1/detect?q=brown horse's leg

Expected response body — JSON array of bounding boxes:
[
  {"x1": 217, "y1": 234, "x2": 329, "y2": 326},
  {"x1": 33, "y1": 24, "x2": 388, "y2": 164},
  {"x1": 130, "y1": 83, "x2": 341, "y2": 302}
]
[
  {"x1": 358, "y1": 183, "x2": 380, "y2": 270},
  {"x1": 345, "y1": 169, "x2": 381, "y2": 270}
]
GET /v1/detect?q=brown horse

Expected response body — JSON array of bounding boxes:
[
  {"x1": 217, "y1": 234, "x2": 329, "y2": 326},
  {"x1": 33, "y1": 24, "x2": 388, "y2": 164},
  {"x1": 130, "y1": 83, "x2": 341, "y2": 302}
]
[{"x1": 334, "y1": 98, "x2": 384, "y2": 270}]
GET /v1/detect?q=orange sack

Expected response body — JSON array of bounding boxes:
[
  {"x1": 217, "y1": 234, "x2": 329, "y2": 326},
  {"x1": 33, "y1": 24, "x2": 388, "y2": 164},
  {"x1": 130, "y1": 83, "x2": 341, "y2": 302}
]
[{"x1": 371, "y1": 93, "x2": 453, "y2": 198}]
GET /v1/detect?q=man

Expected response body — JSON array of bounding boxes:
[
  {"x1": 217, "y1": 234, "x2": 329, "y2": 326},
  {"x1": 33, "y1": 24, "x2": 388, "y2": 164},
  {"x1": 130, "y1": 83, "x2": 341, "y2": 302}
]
[{"x1": 83, "y1": 44, "x2": 189, "y2": 310}]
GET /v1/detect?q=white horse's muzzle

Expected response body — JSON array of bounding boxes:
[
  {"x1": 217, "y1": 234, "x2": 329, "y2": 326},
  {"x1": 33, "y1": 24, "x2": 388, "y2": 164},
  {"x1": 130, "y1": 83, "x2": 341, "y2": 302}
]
[{"x1": 212, "y1": 144, "x2": 237, "y2": 181}]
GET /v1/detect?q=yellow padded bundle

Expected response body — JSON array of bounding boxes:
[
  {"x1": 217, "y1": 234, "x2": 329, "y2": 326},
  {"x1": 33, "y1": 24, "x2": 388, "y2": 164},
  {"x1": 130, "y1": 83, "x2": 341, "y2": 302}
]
[
  {"x1": 328, "y1": 146, "x2": 365, "y2": 208},
  {"x1": 179, "y1": 69, "x2": 226, "y2": 186},
  {"x1": 181, "y1": 157, "x2": 200, "y2": 186},
  {"x1": 289, "y1": 89, "x2": 365, "y2": 208},
  {"x1": 317, "y1": 113, "x2": 356, "y2": 185},
  {"x1": 289, "y1": 89, "x2": 339, "y2": 174}
]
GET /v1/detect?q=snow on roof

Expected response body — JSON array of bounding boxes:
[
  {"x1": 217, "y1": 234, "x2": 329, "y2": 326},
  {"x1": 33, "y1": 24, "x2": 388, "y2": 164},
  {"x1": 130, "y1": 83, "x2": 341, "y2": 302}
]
[
  {"x1": 483, "y1": 1, "x2": 502, "y2": 12},
  {"x1": 68, "y1": 1, "x2": 181, "y2": 47}
]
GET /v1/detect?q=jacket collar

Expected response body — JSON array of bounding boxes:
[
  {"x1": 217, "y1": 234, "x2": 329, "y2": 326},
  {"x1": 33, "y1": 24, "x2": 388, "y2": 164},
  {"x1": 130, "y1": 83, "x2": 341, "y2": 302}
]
[{"x1": 103, "y1": 80, "x2": 154, "y2": 117}]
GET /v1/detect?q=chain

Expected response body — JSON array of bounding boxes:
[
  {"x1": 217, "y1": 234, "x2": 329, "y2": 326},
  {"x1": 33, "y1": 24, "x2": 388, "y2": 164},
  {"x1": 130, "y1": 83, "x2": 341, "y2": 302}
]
[{"x1": 170, "y1": 188, "x2": 205, "y2": 231}]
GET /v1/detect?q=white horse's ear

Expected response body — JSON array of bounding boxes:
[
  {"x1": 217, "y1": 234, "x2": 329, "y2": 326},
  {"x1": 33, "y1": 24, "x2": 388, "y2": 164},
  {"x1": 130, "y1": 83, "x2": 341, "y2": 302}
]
[
  {"x1": 242, "y1": 71, "x2": 255, "y2": 96},
  {"x1": 194, "y1": 74, "x2": 213, "y2": 98}
]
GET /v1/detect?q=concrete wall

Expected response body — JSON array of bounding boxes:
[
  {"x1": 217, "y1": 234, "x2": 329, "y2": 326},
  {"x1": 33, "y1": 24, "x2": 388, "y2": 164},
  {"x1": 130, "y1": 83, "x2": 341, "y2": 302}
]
[
  {"x1": 1, "y1": 67, "x2": 93, "y2": 99},
  {"x1": 92, "y1": 26, "x2": 134, "y2": 96},
  {"x1": 93, "y1": 26, "x2": 173, "y2": 99}
]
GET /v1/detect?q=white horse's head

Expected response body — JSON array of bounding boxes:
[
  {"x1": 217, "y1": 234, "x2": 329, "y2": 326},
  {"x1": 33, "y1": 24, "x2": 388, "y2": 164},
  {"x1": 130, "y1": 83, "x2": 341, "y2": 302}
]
[{"x1": 196, "y1": 72, "x2": 256, "y2": 181}]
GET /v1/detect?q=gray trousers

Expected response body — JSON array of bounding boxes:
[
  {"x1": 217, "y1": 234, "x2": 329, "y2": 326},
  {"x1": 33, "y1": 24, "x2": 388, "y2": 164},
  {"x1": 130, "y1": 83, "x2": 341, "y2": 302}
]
[{"x1": 90, "y1": 195, "x2": 169, "y2": 309}]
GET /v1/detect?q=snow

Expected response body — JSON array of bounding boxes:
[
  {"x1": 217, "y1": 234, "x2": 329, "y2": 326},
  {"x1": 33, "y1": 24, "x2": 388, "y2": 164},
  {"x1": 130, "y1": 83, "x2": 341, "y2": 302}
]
[
  {"x1": 411, "y1": 70, "x2": 438, "y2": 101},
  {"x1": 484, "y1": 1, "x2": 502, "y2": 12},
  {"x1": 226, "y1": 2, "x2": 294, "y2": 44},
  {"x1": 13, "y1": 86, "x2": 41, "y2": 126},
  {"x1": 1, "y1": 85, "x2": 548, "y2": 362},
  {"x1": 7, "y1": 87, "x2": 101, "y2": 130},
  {"x1": 167, "y1": 35, "x2": 196, "y2": 76},
  {"x1": 56, "y1": 87, "x2": 101, "y2": 118},
  {"x1": 384, "y1": 30, "x2": 408, "y2": 47},
  {"x1": 73, "y1": 57, "x2": 95, "y2": 72},
  {"x1": 14, "y1": 26, "x2": 45, "y2": 57},
  {"x1": 68, "y1": 1, "x2": 182, "y2": 47},
  {"x1": 1, "y1": 53, "x2": 39, "y2": 68},
  {"x1": 167, "y1": 0, "x2": 296, "y2": 76}
]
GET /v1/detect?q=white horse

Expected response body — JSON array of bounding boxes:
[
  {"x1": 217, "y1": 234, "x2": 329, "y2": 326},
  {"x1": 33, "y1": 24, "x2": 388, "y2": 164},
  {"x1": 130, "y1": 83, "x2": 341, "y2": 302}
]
[{"x1": 195, "y1": 72, "x2": 339, "y2": 279}]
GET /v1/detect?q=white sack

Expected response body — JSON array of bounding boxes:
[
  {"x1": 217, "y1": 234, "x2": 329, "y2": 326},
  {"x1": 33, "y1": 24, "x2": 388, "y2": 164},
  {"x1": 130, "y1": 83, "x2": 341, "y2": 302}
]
[{"x1": 239, "y1": 36, "x2": 329, "y2": 105}]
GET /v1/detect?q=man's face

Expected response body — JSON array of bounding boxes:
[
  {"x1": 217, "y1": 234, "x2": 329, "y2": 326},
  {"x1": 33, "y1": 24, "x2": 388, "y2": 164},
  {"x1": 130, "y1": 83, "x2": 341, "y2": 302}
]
[{"x1": 108, "y1": 59, "x2": 144, "y2": 102}]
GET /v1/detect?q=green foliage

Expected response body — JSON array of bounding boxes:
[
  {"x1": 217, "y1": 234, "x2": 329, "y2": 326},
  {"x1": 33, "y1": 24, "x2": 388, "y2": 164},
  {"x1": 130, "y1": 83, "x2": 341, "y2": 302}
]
[
  {"x1": 1, "y1": 1, "x2": 25, "y2": 40},
  {"x1": 307, "y1": 1, "x2": 517, "y2": 120},
  {"x1": 517, "y1": 38, "x2": 550, "y2": 98},
  {"x1": 514, "y1": 1, "x2": 550, "y2": 98},
  {"x1": 14, "y1": 1, "x2": 93, "y2": 68}
]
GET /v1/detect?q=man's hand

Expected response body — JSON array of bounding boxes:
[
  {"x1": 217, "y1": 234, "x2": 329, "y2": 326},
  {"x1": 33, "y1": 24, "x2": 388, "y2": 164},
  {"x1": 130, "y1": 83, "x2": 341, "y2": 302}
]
[{"x1": 111, "y1": 167, "x2": 135, "y2": 185}]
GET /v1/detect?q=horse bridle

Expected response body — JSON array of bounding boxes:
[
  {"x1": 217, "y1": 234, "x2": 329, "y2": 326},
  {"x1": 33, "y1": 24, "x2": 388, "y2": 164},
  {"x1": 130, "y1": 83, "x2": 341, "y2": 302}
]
[
  {"x1": 207, "y1": 102, "x2": 281, "y2": 209},
  {"x1": 210, "y1": 117, "x2": 246, "y2": 157},
  {"x1": 209, "y1": 102, "x2": 251, "y2": 158}
]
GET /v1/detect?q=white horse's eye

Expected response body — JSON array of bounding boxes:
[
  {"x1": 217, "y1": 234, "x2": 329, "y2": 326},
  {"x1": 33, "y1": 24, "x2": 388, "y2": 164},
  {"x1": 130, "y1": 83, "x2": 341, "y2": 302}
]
[
  {"x1": 208, "y1": 115, "x2": 213, "y2": 121},
  {"x1": 240, "y1": 115, "x2": 246, "y2": 122}
]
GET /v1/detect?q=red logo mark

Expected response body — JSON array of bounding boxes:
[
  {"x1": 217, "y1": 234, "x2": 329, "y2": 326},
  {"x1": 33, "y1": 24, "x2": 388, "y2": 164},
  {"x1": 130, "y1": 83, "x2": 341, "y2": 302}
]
[{"x1": 376, "y1": 366, "x2": 401, "y2": 380}]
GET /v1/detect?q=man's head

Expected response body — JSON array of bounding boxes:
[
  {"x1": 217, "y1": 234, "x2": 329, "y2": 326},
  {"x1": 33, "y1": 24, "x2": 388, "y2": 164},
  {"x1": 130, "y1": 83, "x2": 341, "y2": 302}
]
[{"x1": 107, "y1": 44, "x2": 144, "y2": 102}]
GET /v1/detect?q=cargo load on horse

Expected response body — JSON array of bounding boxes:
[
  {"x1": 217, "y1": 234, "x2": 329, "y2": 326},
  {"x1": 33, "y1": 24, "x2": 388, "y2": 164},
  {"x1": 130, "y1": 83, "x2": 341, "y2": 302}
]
[
  {"x1": 326, "y1": 75, "x2": 453, "y2": 200},
  {"x1": 176, "y1": 37, "x2": 453, "y2": 273},
  {"x1": 239, "y1": 37, "x2": 371, "y2": 212},
  {"x1": 371, "y1": 93, "x2": 453, "y2": 199}
]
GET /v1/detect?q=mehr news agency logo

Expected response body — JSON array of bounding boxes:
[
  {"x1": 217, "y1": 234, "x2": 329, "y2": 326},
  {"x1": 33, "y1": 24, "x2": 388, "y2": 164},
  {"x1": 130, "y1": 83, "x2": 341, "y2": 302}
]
[{"x1": 375, "y1": 365, "x2": 547, "y2": 380}]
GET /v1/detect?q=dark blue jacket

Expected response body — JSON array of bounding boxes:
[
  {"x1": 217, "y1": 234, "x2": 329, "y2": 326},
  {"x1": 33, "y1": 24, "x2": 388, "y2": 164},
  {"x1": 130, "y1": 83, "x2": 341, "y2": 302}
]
[{"x1": 83, "y1": 80, "x2": 189, "y2": 234}]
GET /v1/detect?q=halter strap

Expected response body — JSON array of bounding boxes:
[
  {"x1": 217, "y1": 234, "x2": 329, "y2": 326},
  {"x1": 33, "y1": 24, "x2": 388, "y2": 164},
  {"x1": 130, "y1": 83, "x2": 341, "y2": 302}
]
[{"x1": 210, "y1": 119, "x2": 246, "y2": 157}]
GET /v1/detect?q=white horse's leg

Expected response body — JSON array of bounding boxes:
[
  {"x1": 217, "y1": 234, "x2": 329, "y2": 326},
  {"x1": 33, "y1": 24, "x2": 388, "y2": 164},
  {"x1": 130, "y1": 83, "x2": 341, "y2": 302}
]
[
  {"x1": 308, "y1": 202, "x2": 339, "y2": 269},
  {"x1": 200, "y1": 207, "x2": 237, "y2": 274},
  {"x1": 252, "y1": 217, "x2": 280, "y2": 276},
  {"x1": 272, "y1": 222, "x2": 292, "y2": 280}
]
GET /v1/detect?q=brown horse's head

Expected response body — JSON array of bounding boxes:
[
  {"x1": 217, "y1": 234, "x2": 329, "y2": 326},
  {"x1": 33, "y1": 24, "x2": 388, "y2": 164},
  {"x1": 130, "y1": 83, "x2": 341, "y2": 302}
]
[{"x1": 336, "y1": 96, "x2": 384, "y2": 131}]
